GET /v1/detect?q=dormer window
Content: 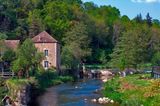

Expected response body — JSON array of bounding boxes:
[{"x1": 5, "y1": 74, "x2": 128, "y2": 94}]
[{"x1": 44, "y1": 50, "x2": 48, "y2": 56}]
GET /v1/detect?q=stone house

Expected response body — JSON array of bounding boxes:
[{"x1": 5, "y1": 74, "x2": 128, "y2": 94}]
[
  {"x1": 3, "y1": 31, "x2": 60, "y2": 70},
  {"x1": 32, "y1": 31, "x2": 60, "y2": 70}
]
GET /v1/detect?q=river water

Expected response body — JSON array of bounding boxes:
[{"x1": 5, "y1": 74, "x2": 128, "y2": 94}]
[{"x1": 37, "y1": 79, "x2": 114, "y2": 106}]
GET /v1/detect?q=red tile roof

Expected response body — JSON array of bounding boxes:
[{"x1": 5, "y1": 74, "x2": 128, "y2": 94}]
[
  {"x1": 32, "y1": 31, "x2": 58, "y2": 43},
  {"x1": 5, "y1": 40, "x2": 20, "y2": 50}
]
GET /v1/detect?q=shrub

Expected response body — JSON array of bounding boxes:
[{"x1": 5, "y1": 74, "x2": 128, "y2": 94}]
[
  {"x1": 35, "y1": 71, "x2": 73, "y2": 89},
  {"x1": 52, "y1": 79, "x2": 63, "y2": 85},
  {"x1": 58, "y1": 76, "x2": 73, "y2": 82},
  {"x1": 103, "y1": 77, "x2": 122, "y2": 102}
]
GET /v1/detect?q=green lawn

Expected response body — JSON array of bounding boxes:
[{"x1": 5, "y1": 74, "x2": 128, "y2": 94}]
[{"x1": 103, "y1": 74, "x2": 160, "y2": 106}]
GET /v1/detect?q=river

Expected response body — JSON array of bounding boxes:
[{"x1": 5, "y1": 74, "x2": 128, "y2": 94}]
[{"x1": 37, "y1": 79, "x2": 114, "y2": 106}]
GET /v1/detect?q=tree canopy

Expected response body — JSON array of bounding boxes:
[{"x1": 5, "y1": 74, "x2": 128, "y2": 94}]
[
  {"x1": 0, "y1": 0, "x2": 160, "y2": 70},
  {"x1": 12, "y1": 39, "x2": 43, "y2": 78}
]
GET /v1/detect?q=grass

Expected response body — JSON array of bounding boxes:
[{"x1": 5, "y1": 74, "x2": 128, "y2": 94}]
[
  {"x1": 5, "y1": 77, "x2": 37, "y2": 100},
  {"x1": 103, "y1": 74, "x2": 160, "y2": 106},
  {"x1": 6, "y1": 77, "x2": 37, "y2": 90}
]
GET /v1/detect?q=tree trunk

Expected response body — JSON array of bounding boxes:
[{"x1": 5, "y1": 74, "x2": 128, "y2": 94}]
[{"x1": 18, "y1": 70, "x2": 23, "y2": 79}]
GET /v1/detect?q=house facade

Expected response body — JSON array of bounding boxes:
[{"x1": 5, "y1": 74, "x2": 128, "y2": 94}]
[
  {"x1": 4, "y1": 31, "x2": 60, "y2": 70},
  {"x1": 32, "y1": 31, "x2": 60, "y2": 70}
]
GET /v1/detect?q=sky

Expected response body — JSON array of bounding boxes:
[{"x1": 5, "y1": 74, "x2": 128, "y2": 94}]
[{"x1": 82, "y1": 0, "x2": 160, "y2": 20}]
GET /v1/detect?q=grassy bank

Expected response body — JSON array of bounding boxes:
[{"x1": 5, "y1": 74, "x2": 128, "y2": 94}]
[
  {"x1": 0, "y1": 70, "x2": 73, "y2": 105},
  {"x1": 103, "y1": 74, "x2": 160, "y2": 106}
]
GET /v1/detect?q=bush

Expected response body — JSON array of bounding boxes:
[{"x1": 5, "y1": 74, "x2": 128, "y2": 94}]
[
  {"x1": 58, "y1": 76, "x2": 73, "y2": 83},
  {"x1": 103, "y1": 77, "x2": 122, "y2": 102},
  {"x1": 52, "y1": 79, "x2": 63, "y2": 85},
  {"x1": 35, "y1": 71, "x2": 73, "y2": 89}
]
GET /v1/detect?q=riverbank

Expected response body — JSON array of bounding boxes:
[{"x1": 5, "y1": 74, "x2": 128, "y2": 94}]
[
  {"x1": 1, "y1": 71, "x2": 73, "y2": 106},
  {"x1": 103, "y1": 74, "x2": 160, "y2": 106}
]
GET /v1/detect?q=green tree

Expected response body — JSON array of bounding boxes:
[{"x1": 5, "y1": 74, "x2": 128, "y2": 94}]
[
  {"x1": 2, "y1": 49, "x2": 16, "y2": 62},
  {"x1": 152, "y1": 52, "x2": 160, "y2": 66},
  {"x1": 109, "y1": 30, "x2": 135, "y2": 70},
  {"x1": 109, "y1": 25, "x2": 151, "y2": 70},
  {"x1": 0, "y1": 33, "x2": 7, "y2": 62},
  {"x1": 43, "y1": 1, "x2": 72, "y2": 41},
  {"x1": 62, "y1": 22, "x2": 91, "y2": 69},
  {"x1": 12, "y1": 38, "x2": 43, "y2": 78},
  {"x1": 146, "y1": 13, "x2": 152, "y2": 27},
  {"x1": 28, "y1": 9, "x2": 44, "y2": 37},
  {"x1": 134, "y1": 13, "x2": 143, "y2": 23}
]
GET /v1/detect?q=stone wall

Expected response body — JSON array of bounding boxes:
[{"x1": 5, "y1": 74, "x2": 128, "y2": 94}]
[
  {"x1": 14, "y1": 85, "x2": 31, "y2": 106},
  {"x1": 34, "y1": 42, "x2": 60, "y2": 70}
]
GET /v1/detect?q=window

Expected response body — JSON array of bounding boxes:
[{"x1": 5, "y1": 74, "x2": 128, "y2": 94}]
[
  {"x1": 44, "y1": 50, "x2": 48, "y2": 56},
  {"x1": 44, "y1": 61, "x2": 49, "y2": 68}
]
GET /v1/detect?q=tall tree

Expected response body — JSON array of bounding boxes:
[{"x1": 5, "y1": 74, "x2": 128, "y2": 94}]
[
  {"x1": 0, "y1": 33, "x2": 7, "y2": 62},
  {"x1": 134, "y1": 13, "x2": 143, "y2": 23},
  {"x1": 43, "y1": 1, "x2": 72, "y2": 41},
  {"x1": 146, "y1": 13, "x2": 152, "y2": 27},
  {"x1": 28, "y1": 9, "x2": 44, "y2": 37},
  {"x1": 62, "y1": 22, "x2": 91, "y2": 69},
  {"x1": 109, "y1": 25, "x2": 151, "y2": 70}
]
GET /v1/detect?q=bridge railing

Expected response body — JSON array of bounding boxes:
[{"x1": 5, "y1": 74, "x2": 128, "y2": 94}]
[{"x1": 0, "y1": 71, "x2": 15, "y2": 77}]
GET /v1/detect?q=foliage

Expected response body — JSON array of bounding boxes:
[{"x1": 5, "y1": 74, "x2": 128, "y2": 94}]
[
  {"x1": 103, "y1": 77, "x2": 122, "y2": 102},
  {"x1": 12, "y1": 39, "x2": 44, "y2": 78},
  {"x1": 0, "y1": 33, "x2": 7, "y2": 62},
  {"x1": 2, "y1": 49, "x2": 16, "y2": 62},
  {"x1": 6, "y1": 77, "x2": 37, "y2": 100},
  {"x1": 152, "y1": 52, "x2": 160, "y2": 66},
  {"x1": 62, "y1": 22, "x2": 91, "y2": 69},
  {"x1": 35, "y1": 71, "x2": 73, "y2": 89},
  {"x1": 109, "y1": 25, "x2": 154, "y2": 70},
  {"x1": 6, "y1": 77, "x2": 37, "y2": 91},
  {"x1": 28, "y1": 9, "x2": 44, "y2": 37},
  {"x1": 0, "y1": 78, "x2": 8, "y2": 106},
  {"x1": 103, "y1": 74, "x2": 160, "y2": 106},
  {"x1": 0, "y1": 0, "x2": 160, "y2": 70}
]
